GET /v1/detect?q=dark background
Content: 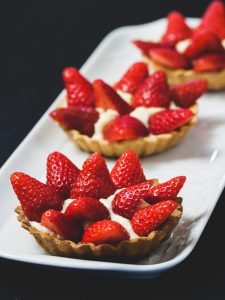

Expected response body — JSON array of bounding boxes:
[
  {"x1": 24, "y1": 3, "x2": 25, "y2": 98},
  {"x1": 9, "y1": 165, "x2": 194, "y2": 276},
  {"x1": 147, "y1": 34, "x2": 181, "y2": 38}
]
[{"x1": 1, "y1": 1, "x2": 225, "y2": 299}]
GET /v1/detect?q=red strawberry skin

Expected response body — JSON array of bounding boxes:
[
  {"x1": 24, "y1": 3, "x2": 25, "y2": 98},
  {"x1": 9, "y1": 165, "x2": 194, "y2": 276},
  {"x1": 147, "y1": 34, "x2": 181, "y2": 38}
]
[
  {"x1": 162, "y1": 11, "x2": 192, "y2": 45},
  {"x1": 70, "y1": 152, "x2": 115, "y2": 199},
  {"x1": 114, "y1": 62, "x2": 149, "y2": 94},
  {"x1": 193, "y1": 53, "x2": 225, "y2": 72},
  {"x1": 132, "y1": 71, "x2": 171, "y2": 108},
  {"x1": 131, "y1": 200, "x2": 178, "y2": 237},
  {"x1": 64, "y1": 197, "x2": 109, "y2": 221},
  {"x1": 46, "y1": 152, "x2": 80, "y2": 198},
  {"x1": 149, "y1": 48, "x2": 191, "y2": 70},
  {"x1": 112, "y1": 180, "x2": 155, "y2": 219},
  {"x1": 49, "y1": 106, "x2": 99, "y2": 137},
  {"x1": 62, "y1": 67, "x2": 94, "y2": 107},
  {"x1": 146, "y1": 176, "x2": 186, "y2": 203},
  {"x1": 82, "y1": 220, "x2": 130, "y2": 245},
  {"x1": 110, "y1": 150, "x2": 146, "y2": 189},
  {"x1": 195, "y1": 1, "x2": 225, "y2": 40},
  {"x1": 184, "y1": 31, "x2": 224, "y2": 59},
  {"x1": 133, "y1": 40, "x2": 174, "y2": 53},
  {"x1": 93, "y1": 79, "x2": 132, "y2": 115},
  {"x1": 11, "y1": 172, "x2": 63, "y2": 222},
  {"x1": 149, "y1": 108, "x2": 193, "y2": 135},
  {"x1": 171, "y1": 79, "x2": 208, "y2": 108},
  {"x1": 103, "y1": 115, "x2": 149, "y2": 142},
  {"x1": 41, "y1": 209, "x2": 82, "y2": 241}
]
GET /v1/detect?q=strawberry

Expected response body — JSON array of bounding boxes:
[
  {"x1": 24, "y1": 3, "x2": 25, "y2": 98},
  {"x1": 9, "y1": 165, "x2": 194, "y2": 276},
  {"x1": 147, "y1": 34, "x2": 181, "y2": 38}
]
[
  {"x1": 162, "y1": 11, "x2": 192, "y2": 45},
  {"x1": 62, "y1": 67, "x2": 94, "y2": 107},
  {"x1": 10, "y1": 172, "x2": 63, "y2": 222},
  {"x1": 114, "y1": 62, "x2": 149, "y2": 94},
  {"x1": 149, "y1": 108, "x2": 193, "y2": 135},
  {"x1": 131, "y1": 200, "x2": 178, "y2": 236},
  {"x1": 70, "y1": 152, "x2": 115, "y2": 199},
  {"x1": 132, "y1": 71, "x2": 171, "y2": 108},
  {"x1": 149, "y1": 48, "x2": 191, "y2": 69},
  {"x1": 184, "y1": 31, "x2": 224, "y2": 59},
  {"x1": 82, "y1": 220, "x2": 130, "y2": 245},
  {"x1": 195, "y1": 1, "x2": 225, "y2": 40},
  {"x1": 110, "y1": 150, "x2": 146, "y2": 189},
  {"x1": 133, "y1": 40, "x2": 174, "y2": 53},
  {"x1": 49, "y1": 106, "x2": 99, "y2": 136},
  {"x1": 103, "y1": 115, "x2": 149, "y2": 142},
  {"x1": 64, "y1": 197, "x2": 109, "y2": 221},
  {"x1": 146, "y1": 176, "x2": 186, "y2": 203},
  {"x1": 112, "y1": 180, "x2": 155, "y2": 219},
  {"x1": 46, "y1": 152, "x2": 80, "y2": 198},
  {"x1": 171, "y1": 79, "x2": 208, "y2": 108},
  {"x1": 93, "y1": 79, "x2": 132, "y2": 115},
  {"x1": 41, "y1": 209, "x2": 82, "y2": 241},
  {"x1": 193, "y1": 53, "x2": 225, "y2": 72}
]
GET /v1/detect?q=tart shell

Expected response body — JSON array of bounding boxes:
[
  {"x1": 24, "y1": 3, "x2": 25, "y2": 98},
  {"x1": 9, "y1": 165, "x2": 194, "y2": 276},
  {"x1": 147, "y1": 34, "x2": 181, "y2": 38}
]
[
  {"x1": 15, "y1": 201, "x2": 182, "y2": 261},
  {"x1": 56, "y1": 105, "x2": 197, "y2": 158},
  {"x1": 144, "y1": 56, "x2": 225, "y2": 91}
]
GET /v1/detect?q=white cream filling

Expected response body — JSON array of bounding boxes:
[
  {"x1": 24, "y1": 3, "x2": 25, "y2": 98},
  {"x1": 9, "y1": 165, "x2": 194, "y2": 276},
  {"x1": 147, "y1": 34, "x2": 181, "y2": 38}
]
[
  {"x1": 130, "y1": 106, "x2": 164, "y2": 127},
  {"x1": 222, "y1": 39, "x2": 225, "y2": 49},
  {"x1": 116, "y1": 90, "x2": 133, "y2": 104},
  {"x1": 30, "y1": 190, "x2": 138, "y2": 240},
  {"x1": 176, "y1": 39, "x2": 191, "y2": 53},
  {"x1": 92, "y1": 109, "x2": 119, "y2": 139}
]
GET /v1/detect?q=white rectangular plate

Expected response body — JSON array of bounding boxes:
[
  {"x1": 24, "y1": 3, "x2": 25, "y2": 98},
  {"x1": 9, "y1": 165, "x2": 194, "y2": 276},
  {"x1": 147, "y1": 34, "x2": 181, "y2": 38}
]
[{"x1": 1, "y1": 18, "x2": 225, "y2": 278}]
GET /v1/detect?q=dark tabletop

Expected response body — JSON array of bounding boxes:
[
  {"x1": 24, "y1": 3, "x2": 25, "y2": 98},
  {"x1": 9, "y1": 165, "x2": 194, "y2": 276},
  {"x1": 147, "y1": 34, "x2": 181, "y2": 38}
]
[{"x1": 1, "y1": 0, "x2": 225, "y2": 299}]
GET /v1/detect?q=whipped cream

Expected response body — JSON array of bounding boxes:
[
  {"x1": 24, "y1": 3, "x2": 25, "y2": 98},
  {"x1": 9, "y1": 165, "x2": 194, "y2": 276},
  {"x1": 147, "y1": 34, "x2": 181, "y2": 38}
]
[
  {"x1": 99, "y1": 190, "x2": 139, "y2": 239},
  {"x1": 116, "y1": 90, "x2": 132, "y2": 104},
  {"x1": 222, "y1": 39, "x2": 225, "y2": 49},
  {"x1": 130, "y1": 106, "x2": 164, "y2": 127},
  {"x1": 92, "y1": 108, "x2": 119, "y2": 139},
  {"x1": 176, "y1": 39, "x2": 191, "y2": 53}
]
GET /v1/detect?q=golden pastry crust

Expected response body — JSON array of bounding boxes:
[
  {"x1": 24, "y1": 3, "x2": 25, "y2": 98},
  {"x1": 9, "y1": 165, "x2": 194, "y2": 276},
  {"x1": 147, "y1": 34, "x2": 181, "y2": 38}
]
[
  {"x1": 15, "y1": 200, "x2": 182, "y2": 260},
  {"x1": 144, "y1": 55, "x2": 225, "y2": 90},
  {"x1": 56, "y1": 105, "x2": 197, "y2": 158}
]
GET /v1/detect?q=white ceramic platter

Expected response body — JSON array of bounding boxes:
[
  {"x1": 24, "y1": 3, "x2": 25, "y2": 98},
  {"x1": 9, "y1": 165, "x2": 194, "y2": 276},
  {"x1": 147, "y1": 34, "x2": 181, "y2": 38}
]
[{"x1": 1, "y1": 18, "x2": 225, "y2": 278}]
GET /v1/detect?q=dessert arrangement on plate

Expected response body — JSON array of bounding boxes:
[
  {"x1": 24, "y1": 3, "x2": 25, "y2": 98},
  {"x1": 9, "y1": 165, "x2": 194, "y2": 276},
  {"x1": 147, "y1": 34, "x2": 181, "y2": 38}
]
[
  {"x1": 11, "y1": 150, "x2": 185, "y2": 260},
  {"x1": 134, "y1": 0, "x2": 225, "y2": 90},
  {"x1": 50, "y1": 63, "x2": 207, "y2": 157}
]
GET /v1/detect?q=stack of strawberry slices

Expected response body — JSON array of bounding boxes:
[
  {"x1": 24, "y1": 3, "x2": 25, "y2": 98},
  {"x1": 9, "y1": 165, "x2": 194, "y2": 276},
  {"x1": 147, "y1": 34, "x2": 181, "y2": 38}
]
[
  {"x1": 134, "y1": 1, "x2": 225, "y2": 90},
  {"x1": 50, "y1": 62, "x2": 207, "y2": 157},
  {"x1": 12, "y1": 150, "x2": 184, "y2": 259}
]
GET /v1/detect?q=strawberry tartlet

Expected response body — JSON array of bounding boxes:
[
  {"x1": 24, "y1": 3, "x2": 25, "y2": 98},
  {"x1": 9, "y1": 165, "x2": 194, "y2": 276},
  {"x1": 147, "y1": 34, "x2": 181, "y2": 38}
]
[
  {"x1": 12, "y1": 150, "x2": 184, "y2": 260},
  {"x1": 50, "y1": 64, "x2": 206, "y2": 157},
  {"x1": 134, "y1": 1, "x2": 225, "y2": 90}
]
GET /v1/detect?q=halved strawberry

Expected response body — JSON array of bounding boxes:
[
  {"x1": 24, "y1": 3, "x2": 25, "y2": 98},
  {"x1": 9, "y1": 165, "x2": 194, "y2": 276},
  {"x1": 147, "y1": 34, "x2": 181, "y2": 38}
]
[
  {"x1": 133, "y1": 40, "x2": 174, "y2": 54},
  {"x1": 93, "y1": 79, "x2": 132, "y2": 114},
  {"x1": 114, "y1": 62, "x2": 149, "y2": 94},
  {"x1": 131, "y1": 200, "x2": 178, "y2": 237},
  {"x1": 46, "y1": 152, "x2": 80, "y2": 198},
  {"x1": 148, "y1": 108, "x2": 193, "y2": 135},
  {"x1": 49, "y1": 106, "x2": 99, "y2": 136},
  {"x1": 112, "y1": 180, "x2": 155, "y2": 219},
  {"x1": 193, "y1": 53, "x2": 225, "y2": 72},
  {"x1": 195, "y1": 1, "x2": 225, "y2": 40},
  {"x1": 41, "y1": 209, "x2": 82, "y2": 241},
  {"x1": 70, "y1": 152, "x2": 115, "y2": 199},
  {"x1": 10, "y1": 172, "x2": 63, "y2": 222},
  {"x1": 103, "y1": 115, "x2": 149, "y2": 142},
  {"x1": 82, "y1": 220, "x2": 130, "y2": 245},
  {"x1": 62, "y1": 67, "x2": 94, "y2": 107},
  {"x1": 171, "y1": 79, "x2": 208, "y2": 108},
  {"x1": 162, "y1": 11, "x2": 192, "y2": 46},
  {"x1": 64, "y1": 197, "x2": 109, "y2": 221},
  {"x1": 149, "y1": 48, "x2": 191, "y2": 69},
  {"x1": 184, "y1": 31, "x2": 224, "y2": 59},
  {"x1": 132, "y1": 71, "x2": 171, "y2": 108},
  {"x1": 110, "y1": 150, "x2": 146, "y2": 189},
  {"x1": 146, "y1": 176, "x2": 186, "y2": 203}
]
